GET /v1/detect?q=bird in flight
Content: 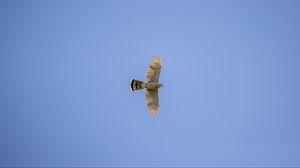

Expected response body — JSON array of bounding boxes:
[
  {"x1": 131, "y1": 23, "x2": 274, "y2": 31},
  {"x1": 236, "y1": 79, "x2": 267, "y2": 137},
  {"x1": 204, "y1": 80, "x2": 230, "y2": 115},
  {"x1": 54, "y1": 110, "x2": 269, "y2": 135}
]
[{"x1": 131, "y1": 56, "x2": 163, "y2": 116}]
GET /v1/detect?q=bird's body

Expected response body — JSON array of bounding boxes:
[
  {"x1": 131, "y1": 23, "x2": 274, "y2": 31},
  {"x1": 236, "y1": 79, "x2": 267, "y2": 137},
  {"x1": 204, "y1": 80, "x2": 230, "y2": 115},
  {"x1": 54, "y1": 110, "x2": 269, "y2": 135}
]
[
  {"x1": 145, "y1": 83, "x2": 163, "y2": 90},
  {"x1": 131, "y1": 56, "x2": 163, "y2": 116},
  {"x1": 131, "y1": 80, "x2": 163, "y2": 91}
]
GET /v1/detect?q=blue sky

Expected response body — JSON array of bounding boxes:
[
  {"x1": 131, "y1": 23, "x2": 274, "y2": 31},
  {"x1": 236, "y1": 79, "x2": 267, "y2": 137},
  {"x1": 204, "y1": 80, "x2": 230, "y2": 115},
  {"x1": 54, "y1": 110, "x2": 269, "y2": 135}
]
[{"x1": 0, "y1": 0, "x2": 300, "y2": 167}]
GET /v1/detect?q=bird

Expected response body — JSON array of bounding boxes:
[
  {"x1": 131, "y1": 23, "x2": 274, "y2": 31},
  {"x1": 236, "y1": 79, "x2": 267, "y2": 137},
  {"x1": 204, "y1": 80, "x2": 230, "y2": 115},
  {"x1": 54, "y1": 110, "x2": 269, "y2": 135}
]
[{"x1": 131, "y1": 56, "x2": 163, "y2": 116}]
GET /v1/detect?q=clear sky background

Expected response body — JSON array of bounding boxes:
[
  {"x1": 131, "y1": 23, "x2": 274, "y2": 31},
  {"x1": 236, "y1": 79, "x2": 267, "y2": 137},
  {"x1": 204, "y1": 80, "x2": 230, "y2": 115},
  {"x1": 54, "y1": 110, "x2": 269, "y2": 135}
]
[{"x1": 0, "y1": 0, "x2": 300, "y2": 167}]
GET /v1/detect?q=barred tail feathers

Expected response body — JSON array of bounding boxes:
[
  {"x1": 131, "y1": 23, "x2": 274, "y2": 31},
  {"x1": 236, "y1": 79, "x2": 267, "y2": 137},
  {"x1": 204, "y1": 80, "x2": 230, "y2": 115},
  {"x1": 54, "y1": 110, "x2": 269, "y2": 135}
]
[{"x1": 131, "y1": 79, "x2": 145, "y2": 91}]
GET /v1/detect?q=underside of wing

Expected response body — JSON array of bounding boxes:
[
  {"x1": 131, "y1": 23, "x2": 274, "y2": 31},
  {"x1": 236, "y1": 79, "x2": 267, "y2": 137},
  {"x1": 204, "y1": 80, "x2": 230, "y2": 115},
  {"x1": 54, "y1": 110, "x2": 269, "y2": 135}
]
[
  {"x1": 145, "y1": 90, "x2": 159, "y2": 116},
  {"x1": 147, "y1": 57, "x2": 162, "y2": 83}
]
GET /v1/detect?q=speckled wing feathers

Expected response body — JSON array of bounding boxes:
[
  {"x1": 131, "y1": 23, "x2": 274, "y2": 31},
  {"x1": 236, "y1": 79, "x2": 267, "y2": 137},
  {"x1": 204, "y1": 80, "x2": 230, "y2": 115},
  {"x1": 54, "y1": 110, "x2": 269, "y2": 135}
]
[
  {"x1": 145, "y1": 90, "x2": 159, "y2": 116},
  {"x1": 146, "y1": 57, "x2": 162, "y2": 83}
]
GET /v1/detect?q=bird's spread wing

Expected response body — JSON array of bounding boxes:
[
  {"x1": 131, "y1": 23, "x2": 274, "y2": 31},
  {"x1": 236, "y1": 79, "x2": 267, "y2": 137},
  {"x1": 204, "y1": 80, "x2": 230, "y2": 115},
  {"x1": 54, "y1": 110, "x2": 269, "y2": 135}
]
[
  {"x1": 147, "y1": 57, "x2": 162, "y2": 83},
  {"x1": 145, "y1": 90, "x2": 159, "y2": 116}
]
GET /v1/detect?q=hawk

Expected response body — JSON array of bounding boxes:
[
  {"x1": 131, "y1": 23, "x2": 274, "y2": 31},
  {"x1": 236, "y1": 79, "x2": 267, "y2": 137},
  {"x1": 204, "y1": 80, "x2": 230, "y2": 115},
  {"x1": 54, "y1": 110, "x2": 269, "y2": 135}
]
[{"x1": 131, "y1": 56, "x2": 163, "y2": 116}]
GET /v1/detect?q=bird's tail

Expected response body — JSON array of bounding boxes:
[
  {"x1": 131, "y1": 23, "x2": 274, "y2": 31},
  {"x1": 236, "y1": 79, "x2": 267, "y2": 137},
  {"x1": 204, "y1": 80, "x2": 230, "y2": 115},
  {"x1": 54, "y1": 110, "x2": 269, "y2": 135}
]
[{"x1": 131, "y1": 79, "x2": 145, "y2": 92}]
